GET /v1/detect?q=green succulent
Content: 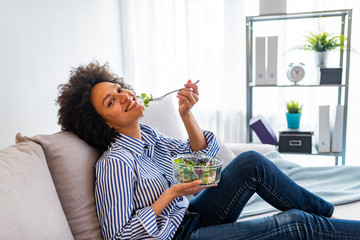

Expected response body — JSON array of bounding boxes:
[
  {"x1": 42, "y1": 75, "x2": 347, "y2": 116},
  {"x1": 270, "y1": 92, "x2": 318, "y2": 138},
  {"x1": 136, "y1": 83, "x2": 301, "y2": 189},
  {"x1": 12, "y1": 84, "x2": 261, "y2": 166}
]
[
  {"x1": 287, "y1": 100, "x2": 303, "y2": 113},
  {"x1": 299, "y1": 31, "x2": 345, "y2": 52}
]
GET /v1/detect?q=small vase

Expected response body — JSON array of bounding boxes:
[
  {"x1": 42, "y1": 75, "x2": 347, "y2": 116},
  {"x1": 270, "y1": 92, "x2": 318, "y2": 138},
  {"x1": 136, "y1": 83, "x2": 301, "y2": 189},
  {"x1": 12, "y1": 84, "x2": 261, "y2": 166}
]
[
  {"x1": 314, "y1": 51, "x2": 328, "y2": 68},
  {"x1": 286, "y1": 113, "x2": 301, "y2": 129}
]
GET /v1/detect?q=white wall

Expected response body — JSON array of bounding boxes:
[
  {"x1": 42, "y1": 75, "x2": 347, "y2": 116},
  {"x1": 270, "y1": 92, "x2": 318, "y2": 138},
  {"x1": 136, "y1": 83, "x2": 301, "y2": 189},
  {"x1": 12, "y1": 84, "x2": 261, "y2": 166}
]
[
  {"x1": 0, "y1": 0, "x2": 123, "y2": 149},
  {"x1": 1, "y1": 0, "x2": 359, "y2": 167}
]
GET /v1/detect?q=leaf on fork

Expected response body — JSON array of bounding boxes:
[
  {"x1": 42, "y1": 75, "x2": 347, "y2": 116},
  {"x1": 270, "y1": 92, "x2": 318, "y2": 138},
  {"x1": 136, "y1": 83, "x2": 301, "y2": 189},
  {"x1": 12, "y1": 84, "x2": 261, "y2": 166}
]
[{"x1": 140, "y1": 93, "x2": 153, "y2": 107}]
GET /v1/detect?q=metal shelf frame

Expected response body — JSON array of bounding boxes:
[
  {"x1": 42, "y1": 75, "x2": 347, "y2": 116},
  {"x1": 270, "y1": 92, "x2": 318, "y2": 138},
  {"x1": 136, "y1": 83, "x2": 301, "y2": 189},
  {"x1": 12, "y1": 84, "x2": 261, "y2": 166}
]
[{"x1": 245, "y1": 9, "x2": 352, "y2": 165}]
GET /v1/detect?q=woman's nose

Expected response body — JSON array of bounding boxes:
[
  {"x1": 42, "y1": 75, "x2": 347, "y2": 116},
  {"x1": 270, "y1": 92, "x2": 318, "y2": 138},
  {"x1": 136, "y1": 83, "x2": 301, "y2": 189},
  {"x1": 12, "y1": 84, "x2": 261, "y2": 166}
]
[{"x1": 117, "y1": 92, "x2": 130, "y2": 103}]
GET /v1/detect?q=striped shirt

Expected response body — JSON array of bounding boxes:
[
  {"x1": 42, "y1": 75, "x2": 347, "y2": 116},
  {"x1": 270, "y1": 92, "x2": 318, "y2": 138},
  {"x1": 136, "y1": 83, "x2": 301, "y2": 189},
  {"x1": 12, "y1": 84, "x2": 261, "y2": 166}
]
[{"x1": 94, "y1": 123, "x2": 219, "y2": 240}]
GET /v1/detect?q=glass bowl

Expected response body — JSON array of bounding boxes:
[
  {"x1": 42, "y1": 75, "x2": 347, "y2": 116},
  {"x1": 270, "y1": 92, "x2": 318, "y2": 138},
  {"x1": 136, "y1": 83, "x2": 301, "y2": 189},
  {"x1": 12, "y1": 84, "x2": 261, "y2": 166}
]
[{"x1": 172, "y1": 153, "x2": 223, "y2": 186}]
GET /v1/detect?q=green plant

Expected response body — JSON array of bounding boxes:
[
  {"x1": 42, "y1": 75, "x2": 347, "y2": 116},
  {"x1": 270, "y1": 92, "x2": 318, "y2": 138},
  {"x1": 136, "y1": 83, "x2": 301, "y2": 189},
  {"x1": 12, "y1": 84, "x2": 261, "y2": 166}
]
[
  {"x1": 299, "y1": 31, "x2": 345, "y2": 52},
  {"x1": 140, "y1": 93, "x2": 153, "y2": 107},
  {"x1": 287, "y1": 100, "x2": 303, "y2": 113}
]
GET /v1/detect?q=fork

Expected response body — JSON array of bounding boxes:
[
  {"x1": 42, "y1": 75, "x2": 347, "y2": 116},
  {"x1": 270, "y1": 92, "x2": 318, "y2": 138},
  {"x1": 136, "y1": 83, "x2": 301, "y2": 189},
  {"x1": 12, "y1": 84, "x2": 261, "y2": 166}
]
[{"x1": 139, "y1": 80, "x2": 200, "y2": 102}]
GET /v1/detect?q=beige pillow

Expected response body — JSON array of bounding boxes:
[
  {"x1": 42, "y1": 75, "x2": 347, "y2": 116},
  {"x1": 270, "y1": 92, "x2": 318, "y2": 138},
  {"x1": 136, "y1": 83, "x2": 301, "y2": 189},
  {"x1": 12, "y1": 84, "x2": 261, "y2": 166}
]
[
  {"x1": 0, "y1": 140, "x2": 73, "y2": 240},
  {"x1": 18, "y1": 132, "x2": 103, "y2": 240}
]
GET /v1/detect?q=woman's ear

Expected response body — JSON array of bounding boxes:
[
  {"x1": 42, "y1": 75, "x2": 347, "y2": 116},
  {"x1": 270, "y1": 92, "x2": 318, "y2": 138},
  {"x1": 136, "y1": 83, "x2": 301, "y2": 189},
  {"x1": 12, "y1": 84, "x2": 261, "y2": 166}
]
[{"x1": 105, "y1": 121, "x2": 113, "y2": 129}]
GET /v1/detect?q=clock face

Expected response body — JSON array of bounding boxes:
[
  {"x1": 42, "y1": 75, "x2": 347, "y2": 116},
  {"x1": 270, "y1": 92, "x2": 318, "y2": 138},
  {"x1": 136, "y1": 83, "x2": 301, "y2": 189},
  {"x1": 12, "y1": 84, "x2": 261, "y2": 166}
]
[{"x1": 288, "y1": 65, "x2": 305, "y2": 83}]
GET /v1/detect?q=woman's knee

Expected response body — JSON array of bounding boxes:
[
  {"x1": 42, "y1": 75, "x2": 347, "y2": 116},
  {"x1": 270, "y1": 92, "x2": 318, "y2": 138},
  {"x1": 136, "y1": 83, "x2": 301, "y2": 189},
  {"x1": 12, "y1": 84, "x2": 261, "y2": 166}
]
[
  {"x1": 233, "y1": 151, "x2": 266, "y2": 168},
  {"x1": 225, "y1": 150, "x2": 268, "y2": 175},
  {"x1": 275, "y1": 209, "x2": 309, "y2": 224}
]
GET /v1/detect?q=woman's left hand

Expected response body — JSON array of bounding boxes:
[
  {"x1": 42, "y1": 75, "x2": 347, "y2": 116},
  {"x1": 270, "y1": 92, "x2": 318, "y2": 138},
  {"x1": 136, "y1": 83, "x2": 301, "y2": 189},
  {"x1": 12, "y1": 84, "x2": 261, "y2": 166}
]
[
  {"x1": 177, "y1": 80, "x2": 199, "y2": 117},
  {"x1": 168, "y1": 180, "x2": 217, "y2": 199}
]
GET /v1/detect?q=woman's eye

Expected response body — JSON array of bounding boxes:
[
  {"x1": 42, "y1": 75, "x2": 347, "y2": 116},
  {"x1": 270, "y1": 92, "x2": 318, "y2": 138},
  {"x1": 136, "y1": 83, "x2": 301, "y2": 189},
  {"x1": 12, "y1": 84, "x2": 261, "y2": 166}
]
[
  {"x1": 108, "y1": 99, "x2": 114, "y2": 107},
  {"x1": 117, "y1": 86, "x2": 122, "y2": 93}
]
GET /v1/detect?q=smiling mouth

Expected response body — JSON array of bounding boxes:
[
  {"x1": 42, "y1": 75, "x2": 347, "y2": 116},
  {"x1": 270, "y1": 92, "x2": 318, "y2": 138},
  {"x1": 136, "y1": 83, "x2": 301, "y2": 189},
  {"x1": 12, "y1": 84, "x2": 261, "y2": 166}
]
[{"x1": 126, "y1": 101, "x2": 136, "y2": 112}]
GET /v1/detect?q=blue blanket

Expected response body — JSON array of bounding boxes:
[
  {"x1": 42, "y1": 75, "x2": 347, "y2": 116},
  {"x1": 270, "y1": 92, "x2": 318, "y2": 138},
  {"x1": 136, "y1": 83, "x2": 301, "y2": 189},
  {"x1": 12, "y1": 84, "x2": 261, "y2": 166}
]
[{"x1": 239, "y1": 151, "x2": 360, "y2": 218}]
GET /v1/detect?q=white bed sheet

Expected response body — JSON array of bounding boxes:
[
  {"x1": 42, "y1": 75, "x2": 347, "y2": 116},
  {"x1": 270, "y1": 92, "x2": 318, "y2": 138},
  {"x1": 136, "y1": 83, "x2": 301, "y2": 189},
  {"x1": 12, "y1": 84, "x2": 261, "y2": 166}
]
[{"x1": 239, "y1": 200, "x2": 360, "y2": 221}]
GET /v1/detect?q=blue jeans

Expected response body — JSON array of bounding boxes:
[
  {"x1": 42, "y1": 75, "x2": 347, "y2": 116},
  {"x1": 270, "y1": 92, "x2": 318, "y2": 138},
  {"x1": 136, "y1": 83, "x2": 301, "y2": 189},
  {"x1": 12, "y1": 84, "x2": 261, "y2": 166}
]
[{"x1": 173, "y1": 151, "x2": 360, "y2": 239}]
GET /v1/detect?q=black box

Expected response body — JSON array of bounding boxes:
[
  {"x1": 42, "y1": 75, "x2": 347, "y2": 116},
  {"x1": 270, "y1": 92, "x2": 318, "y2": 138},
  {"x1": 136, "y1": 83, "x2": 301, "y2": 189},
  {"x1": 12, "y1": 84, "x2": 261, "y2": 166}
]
[
  {"x1": 279, "y1": 130, "x2": 314, "y2": 153},
  {"x1": 320, "y1": 67, "x2": 342, "y2": 85}
]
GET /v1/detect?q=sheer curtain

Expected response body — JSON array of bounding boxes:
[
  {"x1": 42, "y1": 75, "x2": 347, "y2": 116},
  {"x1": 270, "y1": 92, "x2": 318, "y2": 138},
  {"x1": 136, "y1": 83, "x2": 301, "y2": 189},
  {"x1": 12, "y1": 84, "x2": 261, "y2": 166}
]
[
  {"x1": 119, "y1": 0, "x2": 258, "y2": 143},
  {"x1": 119, "y1": 0, "x2": 359, "y2": 165}
]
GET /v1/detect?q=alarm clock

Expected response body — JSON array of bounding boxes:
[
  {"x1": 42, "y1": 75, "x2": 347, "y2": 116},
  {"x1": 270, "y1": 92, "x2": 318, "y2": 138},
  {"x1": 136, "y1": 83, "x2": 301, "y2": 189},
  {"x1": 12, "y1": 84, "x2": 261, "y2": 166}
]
[{"x1": 287, "y1": 62, "x2": 305, "y2": 84}]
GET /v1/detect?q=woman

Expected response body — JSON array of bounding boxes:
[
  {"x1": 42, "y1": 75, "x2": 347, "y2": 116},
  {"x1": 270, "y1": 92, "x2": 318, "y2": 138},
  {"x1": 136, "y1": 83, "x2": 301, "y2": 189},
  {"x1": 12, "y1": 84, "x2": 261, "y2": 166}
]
[{"x1": 57, "y1": 61, "x2": 360, "y2": 240}]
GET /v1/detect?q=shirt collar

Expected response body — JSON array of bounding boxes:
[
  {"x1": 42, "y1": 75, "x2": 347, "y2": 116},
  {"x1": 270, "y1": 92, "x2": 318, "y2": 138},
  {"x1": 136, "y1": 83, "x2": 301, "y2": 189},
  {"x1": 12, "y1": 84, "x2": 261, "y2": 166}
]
[{"x1": 112, "y1": 130, "x2": 156, "y2": 156}]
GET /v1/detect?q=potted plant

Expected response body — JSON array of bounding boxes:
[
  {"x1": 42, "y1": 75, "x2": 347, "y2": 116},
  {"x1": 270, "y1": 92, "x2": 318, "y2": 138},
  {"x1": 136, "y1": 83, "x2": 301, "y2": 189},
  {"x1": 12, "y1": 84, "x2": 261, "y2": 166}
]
[
  {"x1": 298, "y1": 31, "x2": 345, "y2": 68},
  {"x1": 286, "y1": 100, "x2": 303, "y2": 129}
]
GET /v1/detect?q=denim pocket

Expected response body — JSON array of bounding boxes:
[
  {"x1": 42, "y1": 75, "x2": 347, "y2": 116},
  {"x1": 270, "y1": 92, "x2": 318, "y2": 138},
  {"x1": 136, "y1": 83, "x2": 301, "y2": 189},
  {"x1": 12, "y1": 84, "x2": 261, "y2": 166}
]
[
  {"x1": 174, "y1": 211, "x2": 200, "y2": 240},
  {"x1": 173, "y1": 226, "x2": 184, "y2": 240}
]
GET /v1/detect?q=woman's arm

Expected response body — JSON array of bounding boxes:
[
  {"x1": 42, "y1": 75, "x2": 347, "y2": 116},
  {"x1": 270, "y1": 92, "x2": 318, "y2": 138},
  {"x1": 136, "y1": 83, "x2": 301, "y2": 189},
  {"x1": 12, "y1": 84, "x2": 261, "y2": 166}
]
[{"x1": 177, "y1": 80, "x2": 207, "y2": 151}]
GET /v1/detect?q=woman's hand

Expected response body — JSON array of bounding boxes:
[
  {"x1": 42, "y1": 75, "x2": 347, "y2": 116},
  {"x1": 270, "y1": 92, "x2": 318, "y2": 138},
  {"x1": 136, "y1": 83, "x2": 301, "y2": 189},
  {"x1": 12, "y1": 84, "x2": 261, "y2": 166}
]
[
  {"x1": 168, "y1": 180, "x2": 217, "y2": 199},
  {"x1": 177, "y1": 80, "x2": 199, "y2": 117},
  {"x1": 177, "y1": 79, "x2": 207, "y2": 151},
  {"x1": 152, "y1": 180, "x2": 216, "y2": 217}
]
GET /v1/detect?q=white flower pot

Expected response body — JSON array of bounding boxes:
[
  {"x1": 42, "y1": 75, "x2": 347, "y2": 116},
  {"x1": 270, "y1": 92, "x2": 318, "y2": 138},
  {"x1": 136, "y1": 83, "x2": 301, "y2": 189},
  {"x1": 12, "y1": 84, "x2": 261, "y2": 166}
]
[{"x1": 314, "y1": 51, "x2": 329, "y2": 68}]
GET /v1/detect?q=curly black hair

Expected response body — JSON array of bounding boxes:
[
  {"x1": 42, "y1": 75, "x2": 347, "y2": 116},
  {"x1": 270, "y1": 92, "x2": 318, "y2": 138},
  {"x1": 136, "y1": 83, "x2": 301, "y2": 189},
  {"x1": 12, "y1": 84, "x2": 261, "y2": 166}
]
[{"x1": 56, "y1": 61, "x2": 133, "y2": 152}]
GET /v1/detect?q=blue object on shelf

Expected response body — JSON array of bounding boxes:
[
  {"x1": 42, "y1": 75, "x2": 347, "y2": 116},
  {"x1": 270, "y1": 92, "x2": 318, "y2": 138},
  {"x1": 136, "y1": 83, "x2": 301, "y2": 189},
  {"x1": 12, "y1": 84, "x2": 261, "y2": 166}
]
[{"x1": 286, "y1": 113, "x2": 301, "y2": 129}]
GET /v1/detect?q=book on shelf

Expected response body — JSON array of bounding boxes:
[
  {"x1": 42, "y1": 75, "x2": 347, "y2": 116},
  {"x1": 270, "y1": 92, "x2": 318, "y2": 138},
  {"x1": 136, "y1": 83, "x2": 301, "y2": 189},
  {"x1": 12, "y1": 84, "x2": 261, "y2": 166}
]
[
  {"x1": 255, "y1": 36, "x2": 278, "y2": 85},
  {"x1": 331, "y1": 105, "x2": 344, "y2": 153},
  {"x1": 255, "y1": 37, "x2": 266, "y2": 85},
  {"x1": 249, "y1": 114, "x2": 278, "y2": 145},
  {"x1": 266, "y1": 36, "x2": 278, "y2": 85},
  {"x1": 318, "y1": 105, "x2": 330, "y2": 153}
]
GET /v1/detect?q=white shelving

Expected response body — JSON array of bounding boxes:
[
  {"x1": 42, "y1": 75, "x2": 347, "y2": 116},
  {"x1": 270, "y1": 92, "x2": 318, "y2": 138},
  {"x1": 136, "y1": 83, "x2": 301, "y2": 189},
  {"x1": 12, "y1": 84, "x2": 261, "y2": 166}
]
[{"x1": 245, "y1": 9, "x2": 352, "y2": 165}]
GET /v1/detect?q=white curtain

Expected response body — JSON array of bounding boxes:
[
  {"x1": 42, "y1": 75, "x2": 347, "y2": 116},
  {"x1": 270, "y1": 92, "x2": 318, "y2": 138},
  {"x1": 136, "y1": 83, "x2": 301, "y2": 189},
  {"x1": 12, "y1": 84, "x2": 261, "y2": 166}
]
[
  {"x1": 119, "y1": 0, "x2": 259, "y2": 143},
  {"x1": 119, "y1": 0, "x2": 360, "y2": 162}
]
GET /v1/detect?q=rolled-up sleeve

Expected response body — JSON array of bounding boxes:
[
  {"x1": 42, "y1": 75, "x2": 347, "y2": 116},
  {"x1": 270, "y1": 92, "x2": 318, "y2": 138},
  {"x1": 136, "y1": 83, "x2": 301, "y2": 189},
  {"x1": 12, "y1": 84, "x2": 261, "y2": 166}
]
[
  {"x1": 136, "y1": 206, "x2": 158, "y2": 235},
  {"x1": 160, "y1": 130, "x2": 220, "y2": 158},
  {"x1": 196, "y1": 130, "x2": 220, "y2": 157}
]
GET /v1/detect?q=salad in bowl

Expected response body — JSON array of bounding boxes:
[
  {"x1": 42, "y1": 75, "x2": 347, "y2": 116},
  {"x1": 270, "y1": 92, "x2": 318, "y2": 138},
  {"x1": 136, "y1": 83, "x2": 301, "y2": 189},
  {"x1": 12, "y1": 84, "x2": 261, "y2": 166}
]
[{"x1": 172, "y1": 153, "x2": 223, "y2": 186}]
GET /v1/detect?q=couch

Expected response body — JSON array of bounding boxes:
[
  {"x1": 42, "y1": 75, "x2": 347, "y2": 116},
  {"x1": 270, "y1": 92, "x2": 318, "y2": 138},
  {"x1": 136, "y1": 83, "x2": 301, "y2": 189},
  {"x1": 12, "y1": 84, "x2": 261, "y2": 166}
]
[{"x1": 0, "y1": 97, "x2": 359, "y2": 240}]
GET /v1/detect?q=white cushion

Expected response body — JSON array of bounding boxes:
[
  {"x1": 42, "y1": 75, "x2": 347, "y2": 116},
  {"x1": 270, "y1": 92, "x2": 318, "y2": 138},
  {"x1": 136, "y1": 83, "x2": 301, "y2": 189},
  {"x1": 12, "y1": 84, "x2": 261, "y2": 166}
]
[
  {"x1": 217, "y1": 139, "x2": 236, "y2": 168},
  {"x1": 226, "y1": 142, "x2": 276, "y2": 156},
  {"x1": 140, "y1": 97, "x2": 186, "y2": 139},
  {"x1": 0, "y1": 140, "x2": 73, "y2": 240}
]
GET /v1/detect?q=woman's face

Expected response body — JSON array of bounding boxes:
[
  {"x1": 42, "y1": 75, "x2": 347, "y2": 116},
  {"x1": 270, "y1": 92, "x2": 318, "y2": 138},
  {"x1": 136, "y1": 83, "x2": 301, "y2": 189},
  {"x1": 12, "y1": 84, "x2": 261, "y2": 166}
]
[{"x1": 90, "y1": 82, "x2": 145, "y2": 133}]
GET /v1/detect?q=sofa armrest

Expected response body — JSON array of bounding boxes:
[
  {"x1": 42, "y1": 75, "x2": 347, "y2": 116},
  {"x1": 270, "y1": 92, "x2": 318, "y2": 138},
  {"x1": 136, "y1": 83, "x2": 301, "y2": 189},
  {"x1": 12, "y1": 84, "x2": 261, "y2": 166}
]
[{"x1": 225, "y1": 143, "x2": 277, "y2": 156}]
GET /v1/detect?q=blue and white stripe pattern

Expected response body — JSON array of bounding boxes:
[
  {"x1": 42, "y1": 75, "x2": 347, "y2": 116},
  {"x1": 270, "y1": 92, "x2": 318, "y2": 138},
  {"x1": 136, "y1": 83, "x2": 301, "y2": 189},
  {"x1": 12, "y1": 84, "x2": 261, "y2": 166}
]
[{"x1": 95, "y1": 123, "x2": 219, "y2": 239}]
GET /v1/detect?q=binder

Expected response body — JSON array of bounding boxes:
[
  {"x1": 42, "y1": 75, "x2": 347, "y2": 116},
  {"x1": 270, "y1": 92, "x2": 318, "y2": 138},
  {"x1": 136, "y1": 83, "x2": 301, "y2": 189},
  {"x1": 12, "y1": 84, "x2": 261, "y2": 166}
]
[
  {"x1": 318, "y1": 105, "x2": 330, "y2": 153},
  {"x1": 267, "y1": 36, "x2": 278, "y2": 85},
  {"x1": 331, "y1": 105, "x2": 344, "y2": 153},
  {"x1": 249, "y1": 114, "x2": 278, "y2": 145},
  {"x1": 255, "y1": 37, "x2": 266, "y2": 85}
]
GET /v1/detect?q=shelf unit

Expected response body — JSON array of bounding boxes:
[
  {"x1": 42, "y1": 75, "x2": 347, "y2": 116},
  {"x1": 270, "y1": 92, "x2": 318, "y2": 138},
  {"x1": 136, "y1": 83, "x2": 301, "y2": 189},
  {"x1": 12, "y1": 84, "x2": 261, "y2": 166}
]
[{"x1": 245, "y1": 9, "x2": 352, "y2": 165}]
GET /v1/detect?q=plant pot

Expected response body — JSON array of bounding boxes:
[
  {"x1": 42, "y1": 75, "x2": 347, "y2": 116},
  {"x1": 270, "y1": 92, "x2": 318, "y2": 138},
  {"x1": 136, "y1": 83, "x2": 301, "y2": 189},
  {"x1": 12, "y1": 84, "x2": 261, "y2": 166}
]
[
  {"x1": 286, "y1": 113, "x2": 301, "y2": 129},
  {"x1": 314, "y1": 51, "x2": 328, "y2": 68}
]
